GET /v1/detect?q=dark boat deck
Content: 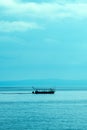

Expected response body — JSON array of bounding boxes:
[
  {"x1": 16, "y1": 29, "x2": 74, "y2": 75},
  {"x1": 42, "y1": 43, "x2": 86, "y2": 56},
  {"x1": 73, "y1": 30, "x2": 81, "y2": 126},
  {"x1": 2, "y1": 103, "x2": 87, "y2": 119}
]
[{"x1": 32, "y1": 88, "x2": 55, "y2": 94}]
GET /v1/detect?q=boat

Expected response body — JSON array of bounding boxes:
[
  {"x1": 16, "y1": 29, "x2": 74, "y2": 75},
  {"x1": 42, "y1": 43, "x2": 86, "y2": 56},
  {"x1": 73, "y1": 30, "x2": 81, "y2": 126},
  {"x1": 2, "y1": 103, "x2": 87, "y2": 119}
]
[{"x1": 32, "y1": 87, "x2": 55, "y2": 94}]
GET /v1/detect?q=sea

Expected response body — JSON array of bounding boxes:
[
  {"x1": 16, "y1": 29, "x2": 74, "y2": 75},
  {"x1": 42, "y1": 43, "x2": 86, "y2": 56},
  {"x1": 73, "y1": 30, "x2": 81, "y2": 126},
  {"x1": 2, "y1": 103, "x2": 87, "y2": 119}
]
[{"x1": 0, "y1": 90, "x2": 87, "y2": 130}]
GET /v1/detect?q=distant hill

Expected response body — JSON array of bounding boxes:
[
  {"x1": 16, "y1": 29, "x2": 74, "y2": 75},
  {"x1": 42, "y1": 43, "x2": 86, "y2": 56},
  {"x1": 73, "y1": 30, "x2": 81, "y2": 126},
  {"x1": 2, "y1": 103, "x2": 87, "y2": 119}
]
[{"x1": 0, "y1": 79, "x2": 87, "y2": 90}]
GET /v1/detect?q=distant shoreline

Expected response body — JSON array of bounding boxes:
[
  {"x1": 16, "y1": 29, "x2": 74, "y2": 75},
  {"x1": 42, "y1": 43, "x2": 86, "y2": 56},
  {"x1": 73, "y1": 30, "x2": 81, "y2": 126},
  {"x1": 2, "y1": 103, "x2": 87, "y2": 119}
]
[{"x1": 0, "y1": 88, "x2": 87, "y2": 91}]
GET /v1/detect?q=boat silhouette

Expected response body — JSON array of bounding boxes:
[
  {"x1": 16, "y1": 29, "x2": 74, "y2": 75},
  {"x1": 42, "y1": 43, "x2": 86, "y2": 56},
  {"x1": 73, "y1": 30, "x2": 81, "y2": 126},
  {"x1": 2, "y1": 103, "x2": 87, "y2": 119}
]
[{"x1": 32, "y1": 87, "x2": 55, "y2": 94}]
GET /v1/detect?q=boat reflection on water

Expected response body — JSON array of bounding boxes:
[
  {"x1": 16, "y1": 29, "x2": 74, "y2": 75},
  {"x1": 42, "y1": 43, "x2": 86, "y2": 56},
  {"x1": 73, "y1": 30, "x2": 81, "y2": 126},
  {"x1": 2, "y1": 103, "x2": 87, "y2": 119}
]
[{"x1": 32, "y1": 87, "x2": 55, "y2": 94}]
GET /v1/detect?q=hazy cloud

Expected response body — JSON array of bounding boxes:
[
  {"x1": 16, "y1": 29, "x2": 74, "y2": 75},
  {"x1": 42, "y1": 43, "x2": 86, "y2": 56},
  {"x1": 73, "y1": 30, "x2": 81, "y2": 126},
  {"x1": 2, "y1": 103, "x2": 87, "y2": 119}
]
[
  {"x1": 0, "y1": 21, "x2": 41, "y2": 32},
  {"x1": 0, "y1": 0, "x2": 87, "y2": 20}
]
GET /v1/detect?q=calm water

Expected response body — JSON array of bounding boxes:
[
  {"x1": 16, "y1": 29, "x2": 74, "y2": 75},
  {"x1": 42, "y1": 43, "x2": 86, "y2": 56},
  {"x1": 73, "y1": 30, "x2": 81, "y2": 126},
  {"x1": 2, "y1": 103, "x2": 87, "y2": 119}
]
[{"x1": 0, "y1": 91, "x2": 87, "y2": 130}]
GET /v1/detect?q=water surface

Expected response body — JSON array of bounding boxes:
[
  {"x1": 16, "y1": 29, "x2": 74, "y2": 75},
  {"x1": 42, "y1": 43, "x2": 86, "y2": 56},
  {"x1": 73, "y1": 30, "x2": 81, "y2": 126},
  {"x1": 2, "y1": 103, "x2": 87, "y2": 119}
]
[{"x1": 0, "y1": 91, "x2": 87, "y2": 130}]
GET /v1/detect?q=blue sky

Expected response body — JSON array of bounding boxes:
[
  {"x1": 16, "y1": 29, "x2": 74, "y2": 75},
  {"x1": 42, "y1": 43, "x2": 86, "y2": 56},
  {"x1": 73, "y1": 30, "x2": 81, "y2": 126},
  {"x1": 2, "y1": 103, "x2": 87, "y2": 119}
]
[{"x1": 0, "y1": 0, "x2": 87, "y2": 81}]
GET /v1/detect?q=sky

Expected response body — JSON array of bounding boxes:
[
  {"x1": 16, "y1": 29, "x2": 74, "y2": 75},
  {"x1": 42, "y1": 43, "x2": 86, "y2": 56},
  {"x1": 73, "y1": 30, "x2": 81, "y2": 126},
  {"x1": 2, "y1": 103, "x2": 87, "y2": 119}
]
[{"x1": 0, "y1": 0, "x2": 87, "y2": 81}]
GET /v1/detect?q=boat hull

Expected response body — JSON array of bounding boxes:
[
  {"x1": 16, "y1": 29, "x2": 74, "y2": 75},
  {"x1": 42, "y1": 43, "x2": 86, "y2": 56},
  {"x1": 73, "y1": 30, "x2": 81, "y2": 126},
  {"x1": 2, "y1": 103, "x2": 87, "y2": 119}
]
[{"x1": 32, "y1": 90, "x2": 55, "y2": 94}]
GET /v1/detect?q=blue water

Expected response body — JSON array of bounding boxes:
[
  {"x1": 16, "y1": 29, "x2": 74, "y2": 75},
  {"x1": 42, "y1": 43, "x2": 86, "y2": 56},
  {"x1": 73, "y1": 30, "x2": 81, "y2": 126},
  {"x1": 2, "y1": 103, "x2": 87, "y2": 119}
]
[{"x1": 0, "y1": 91, "x2": 87, "y2": 130}]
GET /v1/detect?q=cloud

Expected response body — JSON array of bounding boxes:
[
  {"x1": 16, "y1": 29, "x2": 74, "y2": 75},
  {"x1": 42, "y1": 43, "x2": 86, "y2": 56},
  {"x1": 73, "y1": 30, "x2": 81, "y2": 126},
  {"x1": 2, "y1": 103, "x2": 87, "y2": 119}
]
[
  {"x1": 0, "y1": 0, "x2": 87, "y2": 20},
  {"x1": 0, "y1": 21, "x2": 41, "y2": 32},
  {"x1": 0, "y1": 0, "x2": 87, "y2": 32},
  {"x1": 0, "y1": 0, "x2": 14, "y2": 6}
]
